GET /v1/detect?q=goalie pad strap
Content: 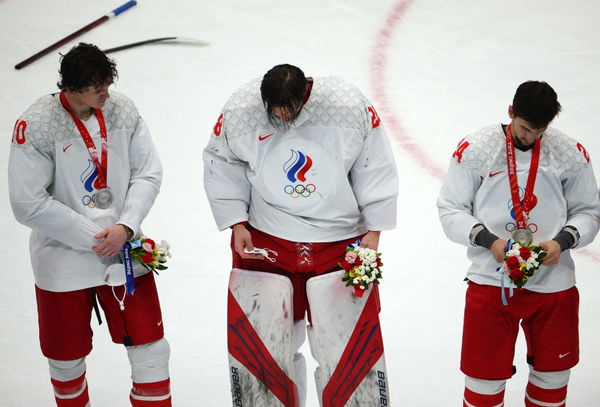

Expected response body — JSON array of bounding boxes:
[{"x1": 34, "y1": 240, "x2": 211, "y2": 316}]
[
  {"x1": 321, "y1": 287, "x2": 384, "y2": 407},
  {"x1": 228, "y1": 289, "x2": 299, "y2": 407}
]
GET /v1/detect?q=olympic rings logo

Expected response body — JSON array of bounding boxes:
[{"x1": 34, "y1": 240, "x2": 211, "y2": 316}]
[
  {"x1": 284, "y1": 183, "x2": 316, "y2": 198},
  {"x1": 82, "y1": 194, "x2": 97, "y2": 208},
  {"x1": 505, "y1": 222, "x2": 537, "y2": 234}
]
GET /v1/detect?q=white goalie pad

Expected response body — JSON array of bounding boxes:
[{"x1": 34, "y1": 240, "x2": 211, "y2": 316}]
[
  {"x1": 306, "y1": 270, "x2": 390, "y2": 407},
  {"x1": 227, "y1": 268, "x2": 301, "y2": 407}
]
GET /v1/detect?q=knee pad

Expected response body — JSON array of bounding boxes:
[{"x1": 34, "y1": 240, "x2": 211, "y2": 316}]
[
  {"x1": 306, "y1": 270, "x2": 389, "y2": 407},
  {"x1": 48, "y1": 357, "x2": 87, "y2": 382},
  {"x1": 528, "y1": 367, "x2": 570, "y2": 389},
  {"x1": 228, "y1": 268, "x2": 300, "y2": 406},
  {"x1": 127, "y1": 337, "x2": 170, "y2": 383},
  {"x1": 465, "y1": 376, "x2": 507, "y2": 395}
]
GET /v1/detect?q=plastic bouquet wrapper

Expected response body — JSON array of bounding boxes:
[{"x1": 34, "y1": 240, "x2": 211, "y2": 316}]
[
  {"x1": 501, "y1": 239, "x2": 546, "y2": 289},
  {"x1": 340, "y1": 240, "x2": 383, "y2": 297},
  {"x1": 129, "y1": 237, "x2": 171, "y2": 274},
  {"x1": 104, "y1": 237, "x2": 171, "y2": 310}
]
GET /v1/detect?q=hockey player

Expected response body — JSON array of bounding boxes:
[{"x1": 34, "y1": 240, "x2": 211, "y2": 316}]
[
  {"x1": 204, "y1": 64, "x2": 398, "y2": 406},
  {"x1": 8, "y1": 43, "x2": 171, "y2": 406},
  {"x1": 437, "y1": 81, "x2": 600, "y2": 407}
]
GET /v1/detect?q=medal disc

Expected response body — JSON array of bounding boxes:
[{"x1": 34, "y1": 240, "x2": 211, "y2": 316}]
[
  {"x1": 512, "y1": 228, "x2": 533, "y2": 243},
  {"x1": 95, "y1": 188, "x2": 113, "y2": 209}
]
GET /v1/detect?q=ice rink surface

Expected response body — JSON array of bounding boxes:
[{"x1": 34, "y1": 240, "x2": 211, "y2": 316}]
[{"x1": 1, "y1": 0, "x2": 600, "y2": 405}]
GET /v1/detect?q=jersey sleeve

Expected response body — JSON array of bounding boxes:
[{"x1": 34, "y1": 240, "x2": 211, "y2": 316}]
[
  {"x1": 203, "y1": 112, "x2": 251, "y2": 230},
  {"x1": 561, "y1": 150, "x2": 600, "y2": 248},
  {"x1": 437, "y1": 151, "x2": 483, "y2": 246},
  {"x1": 349, "y1": 104, "x2": 399, "y2": 231},
  {"x1": 8, "y1": 116, "x2": 103, "y2": 251},
  {"x1": 117, "y1": 114, "x2": 163, "y2": 237}
]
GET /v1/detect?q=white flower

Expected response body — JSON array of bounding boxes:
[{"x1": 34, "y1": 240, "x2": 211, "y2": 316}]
[
  {"x1": 506, "y1": 247, "x2": 521, "y2": 257},
  {"x1": 526, "y1": 257, "x2": 539, "y2": 268},
  {"x1": 157, "y1": 240, "x2": 171, "y2": 257}
]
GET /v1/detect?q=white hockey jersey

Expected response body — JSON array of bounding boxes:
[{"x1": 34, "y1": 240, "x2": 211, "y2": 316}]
[
  {"x1": 9, "y1": 92, "x2": 162, "y2": 292},
  {"x1": 203, "y1": 77, "x2": 398, "y2": 242},
  {"x1": 437, "y1": 124, "x2": 600, "y2": 292}
]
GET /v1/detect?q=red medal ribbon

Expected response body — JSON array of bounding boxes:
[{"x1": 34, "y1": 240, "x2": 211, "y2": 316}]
[
  {"x1": 505, "y1": 124, "x2": 541, "y2": 229},
  {"x1": 60, "y1": 92, "x2": 108, "y2": 189}
]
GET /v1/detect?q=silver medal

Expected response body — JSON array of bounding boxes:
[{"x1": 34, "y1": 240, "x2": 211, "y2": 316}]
[
  {"x1": 95, "y1": 188, "x2": 113, "y2": 209},
  {"x1": 512, "y1": 228, "x2": 533, "y2": 243}
]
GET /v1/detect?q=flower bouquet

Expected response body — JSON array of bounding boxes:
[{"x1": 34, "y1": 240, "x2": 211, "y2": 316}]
[
  {"x1": 340, "y1": 244, "x2": 383, "y2": 297},
  {"x1": 501, "y1": 240, "x2": 546, "y2": 289},
  {"x1": 129, "y1": 237, "x2": 171, "y2": 273}
]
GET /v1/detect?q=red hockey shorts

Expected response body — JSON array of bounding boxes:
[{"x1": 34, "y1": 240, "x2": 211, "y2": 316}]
[
  {"x1": 461, "y1": 282, "x2": 579, "y2": 380},
  {"x1": 231, "y1": 227, "x2": 379, "y2": 322},
  {"x1": 36, "y1": 272, "x2": 165, "y2": 360}
]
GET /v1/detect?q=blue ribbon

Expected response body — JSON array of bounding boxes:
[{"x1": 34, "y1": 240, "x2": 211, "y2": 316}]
[
  {"x1": 497, "y1": 267, "x2": 514, "y2": 306},
  {"x1": 348, "y1": 239, "x2": 361, "y2": 250},
  {"x1": 120, "y1": 242, "x2": 135, "y2": 295},
  {"x1": 505, "y1": 238, "x2": 515, "y2": 252},
  {"x1": 497, "y1": 239, "x2": 516, "y2": 306}
]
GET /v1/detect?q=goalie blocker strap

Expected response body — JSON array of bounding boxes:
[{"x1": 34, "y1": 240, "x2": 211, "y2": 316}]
[
  {"x1": 228, "y1": 268, "x2": 300, "y2": 407},
  {"x1": 306, "y1": 270, "x2": 389, "y2": 407}
]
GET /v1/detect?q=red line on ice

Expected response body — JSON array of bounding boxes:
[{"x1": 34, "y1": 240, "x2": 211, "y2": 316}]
[{"x1": 369, "y1": 0, "x2": 445, "y2": 181}]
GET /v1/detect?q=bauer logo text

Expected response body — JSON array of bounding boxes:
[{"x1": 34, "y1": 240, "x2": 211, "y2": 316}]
[
  {"x1": 231, "y1": 367, "x2": 243, "y2": 406},
  {"x1": 378, "y1": 370, "x2": 388, "y2": 406}
]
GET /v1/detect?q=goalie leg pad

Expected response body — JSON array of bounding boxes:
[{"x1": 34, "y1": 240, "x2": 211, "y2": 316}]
[
  {"x1": 293, "y1": 320, "x2": 308, "y2": 407},
  {"x1": 228, "y1": 268, "x2": 301, "y2": 407},
  {"x1": 306, "y1": 270, "x2": 389, "y2": 407}
]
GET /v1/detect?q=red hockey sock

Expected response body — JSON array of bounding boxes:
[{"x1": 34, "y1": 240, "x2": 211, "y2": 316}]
[
  {"x1": 51, "y1": 373, "x2": 90, "y2": 407},
  {"x1": 525, "y1": 382, "x2": 567, "y2": 406},
  {"x1": 130, "y1": 378, "x2": 172, "y2": 406},
  {"x1": 464, "y1": 387, "x2": 505, "y2": 407}
]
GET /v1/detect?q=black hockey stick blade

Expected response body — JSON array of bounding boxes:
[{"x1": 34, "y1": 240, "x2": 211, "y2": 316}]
[{"x1": 103, "y1": 37, "x2": 208, "y2": 54}]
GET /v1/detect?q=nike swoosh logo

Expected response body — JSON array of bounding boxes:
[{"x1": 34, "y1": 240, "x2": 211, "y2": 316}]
[
  {"x1": 258, "y1": 133, "x2": 274, "y2": 141},
  {"x1": 559, "y1": 352, "x2": 570, "y2": 358},
  {"x1": 489, "y1": 170, "x2": 503, "y2": 177},
  {"x1": 157, "y1": 321, "x2": 162, "y2": 326},
  {"x1": 63, "y1": 143, "x2": 73, "y2": 152}
]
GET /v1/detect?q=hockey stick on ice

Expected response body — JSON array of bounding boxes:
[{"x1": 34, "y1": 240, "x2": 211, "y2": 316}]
[
  {"x1": 14, "y1": 0, "x2": 138, "y2": 70},
  {"x1": 103, "y1": 37, "x2": 209, "y2": 54}
]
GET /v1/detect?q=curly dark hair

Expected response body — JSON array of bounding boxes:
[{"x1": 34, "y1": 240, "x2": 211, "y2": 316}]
[
  {"x1": 261, "y1": 64, "x2": 307, "y2": 125},
  {"x1": 57, "y1": 43, "x2": 118, "y2": 92},
  {"x1": 512, "y1": 81, "x2": 561, "y2": 128}
]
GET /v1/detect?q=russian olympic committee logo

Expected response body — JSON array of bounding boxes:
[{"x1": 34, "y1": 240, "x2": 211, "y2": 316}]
[
  {"x1": 80, "y1": 159, "x2": 100, "y2": 208},
  {"x1": 505, "y1": 186, "x2": 538, "y2": 234},
  {"x1": 283, "y1": 149, "x2": 316, "y2": 198}
]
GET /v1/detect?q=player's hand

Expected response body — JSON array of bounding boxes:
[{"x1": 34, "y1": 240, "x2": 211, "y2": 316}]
[
  {"x1": 539, "y1": 240, "x2": 561, "y2": 266},
  {"x1": 233, "y1": 223, "x2": 264, "y2": 260},
  {"x1": 360, "y1": 231, "x2": 381, "y2": 250},
  {"x1": 491, "y1": 238, "x2": 508, "y2": 263},
  {"x1": 92, "y1": 224, "x2": 129, "y2": 258}
]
